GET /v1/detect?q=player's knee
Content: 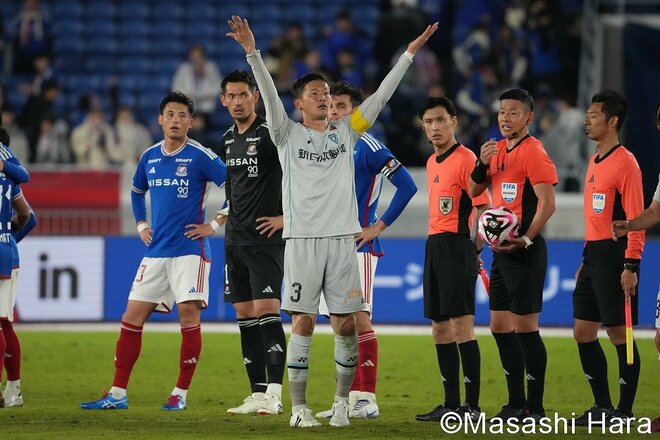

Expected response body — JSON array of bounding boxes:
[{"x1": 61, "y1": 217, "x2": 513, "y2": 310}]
[
  {"x1": 332, "y1": 315, "x2": 356, "y2": 336},
  {"x1": 604, "y1": 325, "x2": 626, "y2": 345},
  {"x1": 292, "y1": 313, "x2": 315, "y2": 336},
  {"x1": 655, "y1": 330, "x2": 660, "y2": 353},
  {"x1": 355, "y1": 311, "x2": 372, "y2": 333},
  {"x1": 432, "y1": 321, "x2": 454, "y2": 343}
]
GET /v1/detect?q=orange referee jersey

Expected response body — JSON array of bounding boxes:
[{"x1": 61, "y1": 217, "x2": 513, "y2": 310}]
[
  {"x1": 488, "y1": 135, "x2": 558, "y2": 235},
  {"x1": 583, "y1": 144, "x2": 645, "y2": 259},
  {"x1": 427, "y1": 144, "x2": 490, "y2": 235}
]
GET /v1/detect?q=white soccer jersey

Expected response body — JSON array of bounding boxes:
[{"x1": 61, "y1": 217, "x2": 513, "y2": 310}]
[{"x1": 247, "y1": 50, "x2": 413, "y2": 238}]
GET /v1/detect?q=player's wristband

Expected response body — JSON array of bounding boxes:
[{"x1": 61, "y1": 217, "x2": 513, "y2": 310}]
[
  {"x1": 137, "y1": 223, "x2": 149, "y2": 233},
  {"x1": 521, "y1": 235, "x2": 533, "y2": 249},
  {"x1": 471, "y1": 159, "x2": 488, "y2": 184},
  {"x1": 210, "y1": 219, "x2": 220, "y2": 232}
]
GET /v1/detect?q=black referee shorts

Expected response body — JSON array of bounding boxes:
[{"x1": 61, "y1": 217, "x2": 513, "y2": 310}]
[
  {"x1": 489, "y1": 235, "x2": 547, "y2": 315},
  {"x1": 223, "y1": 244, "x2": 284, "y2": 304},
  {"x1": 423, "y1": 233, "x2": 478, "y2": 321},
  {"x1": 573, "y1": 239, "x2": 638, "y2": 326}
]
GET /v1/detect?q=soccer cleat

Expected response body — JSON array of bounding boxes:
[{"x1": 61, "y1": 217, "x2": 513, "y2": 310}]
[
  {"x1": 457, "y1": 405, "x2": 482, "y2": 422},
  {"x1": 80, "y1": 391, "x2": 128, "y2": 410},
  {"x1": 329, "y1": 399, "x2": 351, "y2": 427},
  {"x1": 487, "y1": 404, "x2": 525, "y2": 423},
  {"x1": 162, "y1": 394, "x2": 186, "y2": 410},
  {"x1": 3, "y1": 389, "x2": 24, "y2": 407},
  {"x1": 609, "y1": 408, "x2": 634, "y2": 423},
  {"x1": 415, "y1": 404, "x2": 458, "y2": 422},
  {"x1": 257, "y1": 394, "x2": 283, "y2": 415},
  {"x1": 349, "y1": 399, "x2": 379, "y2": 418},
  {"x1": 573, "y1": 405, "x2": 613, "y2": 427},
  {"x1": 290, "y1": 407, "x2": 322, "y2": 428},
  {"x1": 516, "y1": 407, "x2": 546, "y2": 424},
  {"x1": 651, "y1": 416, "x2": 660, "y2": 432},
  {"x1": 227, "y1": 395, "x2": 266, "y2": 414},
  {"x1": 315, "y1": 401, "x2": 337, "y2": 419}
]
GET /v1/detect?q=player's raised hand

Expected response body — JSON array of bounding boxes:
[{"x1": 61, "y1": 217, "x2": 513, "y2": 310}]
[
  {"x1": 406, "y1": 22, "x2": 439, "y2": 55},
  {"x1": 611, "y1": 220, "x2": 630, "y2": 241},
  {"x1": 226, "y1": 16, "x2": 256, "y2": 54}
]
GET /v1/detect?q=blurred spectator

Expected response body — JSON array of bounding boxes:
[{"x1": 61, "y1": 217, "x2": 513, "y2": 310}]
[
  {"x1": 292, "y1": 48, "x2": 323, "y2": 79},
  {"x1": 267, "y1": 22, "x2": 310, "y2": 90},
  {"x1": 34, "y1": 114, "x2": 71, "y2": 164},
  {"x1": 188, "y1": 114, "x2": 215, "y2": 150},
  {"x1": 171, "y1": 44, "x2": 222, "y2": 123},
  {"x1": 8, "y1": 0, "x2": 53, "y2": 74},
  {"x1": 526, "y1": 0, "x2": 562, "y2": 94},
  {"x1": 452, "y1": 22, "x2": 491, "y2": 77},
  {"x1": 18, "y1": 53, "x2": 55, "y2": 97},
  {"x1": 493, "y1": 24, "x2": 527, "y2": 85},
  {"x1": 17, "y1": 77, "x2": 61, "y2": 160},
  {"x1": 331, "y1": 47, "x2": 365, "y2": 87},
  {"x1": 112, "y1": 106, "x2": 152, "y2": 168},
  {"x1": 70, "y1": 109, "x2": 118, "y2": 168},
  {"x1": 319, "y1": 10, "x2": 371, "y2": 73},
  {"x1": 69, "y1": 93, "x2": 101, "y2": 129},
  {"x1": 1, "y1": 108, "x2": 29, "y2": 163}
]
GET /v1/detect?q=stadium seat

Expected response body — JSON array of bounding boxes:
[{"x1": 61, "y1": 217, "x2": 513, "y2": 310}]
[
  {"x1": 53, "y1": 1, "x2": 84, "y2": 19},
  {"x1": 183, "y1": 3, "x2": 216, "y2": 22},
  {"x1": 119, "y1": 1, "x2": 150, "y2": 19},
  {"x1": 53, "y1": 18, "x2": 84, "y2": 38},
  {"x1": 85, "y1": 56, "x2": 117, "y2": 75},
  {"x1": 151, "y1": 39, "x2": 186, "y2": 58},
  {"x1": 119, "y1": 20, "x2": 151, "y2": 38},
  {"x1": 85, "y1": 37, "x2": 119, "y2": 55},
  {"x1": 152, "y1": 19, "x2": 184, "y2": 37},
  {"x1": 117, "y1": 57, "x2": 153, "y2": 74},
  {"x1": 251, "y1": 4, "x2": 282, "y2": 22},
  {"x1": 152, "y1": 4, "x2": 183, "y2": 21},
  {"x1": 186, "y1": 21, "x2": 216, "y2": 40},
  {"x1": 285, "y1": 5, "x2": 314, "y2": 23},
  {"x1": 120, "y1": 38, "x2": 152, "y2": 55},
  {"x1": 84, "y1": 20, "x2": 117, "y2": 38},
  {"x1": 54, "y1": 54, "x2": 86, "y2": 74},
  {"x1": 86, "y1": 2, "x2": 116, "y2": 19},
  {"x1": 218, "y1": 3, "x2": 249, "y2": 19},
  {"x1": 53, "y1": 36, "x2": 85, "y2": 55}
]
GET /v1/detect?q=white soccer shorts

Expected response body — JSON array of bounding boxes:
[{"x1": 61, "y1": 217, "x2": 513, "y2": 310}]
[
  {"x1": 129, "y1": 256, "x2": 209, "y2": 313},
  {"x1": 0, "y1": 269, "x2": 19, "y2": 322},
  {"x1": 319, "y1": 252, "x2": 378, "y2": 317}
]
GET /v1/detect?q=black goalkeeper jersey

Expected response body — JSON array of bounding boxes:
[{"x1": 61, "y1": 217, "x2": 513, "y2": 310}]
[{"x1": 215, "y1": 115, "x2": 284, "y2": 246}]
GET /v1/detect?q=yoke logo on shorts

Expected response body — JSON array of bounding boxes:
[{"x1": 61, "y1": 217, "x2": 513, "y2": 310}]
[
  {"x1": 501, "y1": 182, "x2": 517, "y2": 203},
  {"x1": 439, "y1": 196, "x2": 453, "y2": 215},
  {"x1": 592, "y1": 193, "x2": 605, "y2": 214},
  {"x1": 348, "y1": 289, "x2": 361, "y2": 299}
]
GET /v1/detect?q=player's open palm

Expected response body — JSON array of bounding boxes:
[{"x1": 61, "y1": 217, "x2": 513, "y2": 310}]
[
  {"x1": 406, "y1": 22, "x2": 439, "y2": 55},
  {"x1": 227, "y1": 16, "x2": 255, "y2": 54}
]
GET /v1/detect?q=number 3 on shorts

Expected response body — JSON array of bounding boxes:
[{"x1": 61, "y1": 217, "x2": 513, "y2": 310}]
[{"x1": 290, "y1": 282, "x2": 302, "y2": 303}]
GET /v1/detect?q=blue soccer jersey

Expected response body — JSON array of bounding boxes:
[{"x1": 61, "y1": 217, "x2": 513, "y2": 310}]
[
  {"x1": 354, "y1": 132, "x2": 416, "y2": 255},
  {"x1": 0, "y1": 175, "x2": 21, "y2": 278},
  {"x1": 131, "y1": 139, "x2": 226, "y2": 259}
]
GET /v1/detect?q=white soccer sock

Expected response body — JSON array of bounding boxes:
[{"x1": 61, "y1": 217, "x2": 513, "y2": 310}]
[
  {"x1": 252, "y1": 392, "x2": 266, "y2": 400},
  {"x1": 266, "y1": 383, "x2": 282, "y2": 400},
  {"x1": 171, "y1": 386, "x2": 187, "y2": 400},
  {"x1": 287, "y1": 334, "x2": 312, "y2": 408},
  {"x1": 109, "y1": 386, "x2": 127, "y2": 399},
  {"x1": 5, "y1": 379, "x2": 21, "y2": 393},
  {"x1": 359, "y1": 391, "x2": 376, "y2": 402},
  {"x1": 334, "y1": 334, "x2": 358, "y2": 399},
  {"x1": 349, "y1": 390, "x2": 360, "y2": 406}
]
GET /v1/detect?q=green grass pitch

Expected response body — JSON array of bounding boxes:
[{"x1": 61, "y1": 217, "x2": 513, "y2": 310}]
[{"x1": 0, "y1": 331, "x2": 657, "y2": 439}]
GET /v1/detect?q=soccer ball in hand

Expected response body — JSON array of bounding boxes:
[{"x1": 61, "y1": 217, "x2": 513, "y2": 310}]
[{"x1": 478, "y1": 207, "x2": 519, "y2": 247}]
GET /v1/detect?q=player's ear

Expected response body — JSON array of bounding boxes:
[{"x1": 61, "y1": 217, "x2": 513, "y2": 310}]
[
  {"x1": 451, "y1": 116, "x2": 458, "y2": 128},
  {"x1": 293, "y1": 96, "x2": 303, "y2": 110},
  {"x1": 254, "y1": 90, "x2": 260, "y2": 103},
  {"x1": 220, "y1": 94, "x2": 227, "y2": 107}
]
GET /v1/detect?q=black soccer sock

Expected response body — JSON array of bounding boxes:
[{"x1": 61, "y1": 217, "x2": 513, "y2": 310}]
[
  {"x1": 435, "y1": 342, "x2": 461, "y2": 409},
  {"x1": 615, "y1": 341, "x2": 640, "y2": 416},
  {"x1": 259, "y1": 313, "x2": 287, "y2": 385},
  {"x1": 577, "y1": 340, "x2": 612, "y2": 408},
  {"x1": 517, "y1": 331, "x2": 547, "y2": 413},
  {"x1": 458, "y1": 339, "x2": 481, "y2": 409},
  {"x1": 492, "y1": 331, "x2": 526, "y2": 408},
  {"x1": 237, "y1": 317, "x2": 267, "y2": 393}
]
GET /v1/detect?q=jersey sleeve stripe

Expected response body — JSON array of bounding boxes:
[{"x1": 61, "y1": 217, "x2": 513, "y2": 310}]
[
  {"x1": 361, "y1": 134, "x2": 382, "y2": 152},
  {"x1": 131, "y1": 185, "x2": 147, "y2": 194},
  {"x1": 188, "y1": 139, "x2": 218, "y2": 159}
]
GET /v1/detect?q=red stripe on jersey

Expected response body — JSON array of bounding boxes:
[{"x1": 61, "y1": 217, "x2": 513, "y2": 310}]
[{"x1": 197, "y1": 181, "x2": 208, "y2": 259}]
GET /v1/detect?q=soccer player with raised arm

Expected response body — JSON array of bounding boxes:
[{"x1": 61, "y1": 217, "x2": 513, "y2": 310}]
[
  {"x1": 416, "y1": 97, "x2": 490, "y2": 422},
  {"x1": 314, "y1": 81, "x2": 417, "y2": 420},
  {"x1": 215, "y1": 70, "x2": 287, "y2": 416},
  {"x1": 227, "y1": 16, "x2": 437, "y2": 428},
  {"x1": 80, "y1": 91, "x2": 227, "y2": 411},
  {"x1": 572, "y1": 90, "x2": 645, "y2": 425},
  {"x1": 0, "y1": 128, "x2": 32, "y2": 408},
  {"x1": 468, "y1": 89, "x2": 558, "y2": 422}
]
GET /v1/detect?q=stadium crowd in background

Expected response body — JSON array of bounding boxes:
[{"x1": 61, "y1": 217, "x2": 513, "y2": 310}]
[{"x1": 0, "y1": 0, "x2": 593, "y2": 189}]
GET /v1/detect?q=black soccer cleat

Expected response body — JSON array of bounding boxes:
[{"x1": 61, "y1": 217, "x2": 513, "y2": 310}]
[
  {"x1": 415, "y1": 404, "x2": 459, "y2": 422},
  {"x1": 573, "y1": 405, "x2": 614, "y2": 427}
]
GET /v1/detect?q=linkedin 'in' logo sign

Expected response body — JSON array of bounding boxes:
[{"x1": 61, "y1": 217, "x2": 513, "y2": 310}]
[{"x1": 39, "y1": 253, "x2": 78, "y2": 299}]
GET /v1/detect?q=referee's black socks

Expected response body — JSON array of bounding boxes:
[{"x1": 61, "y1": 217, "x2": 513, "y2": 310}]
[
  {"x1": 435, "y1": 342, "x2": 461, "y2": 409},
  {"x1": 458, "y1": 339, "x2": 481, "y2": 409},
  {"x1": 577, "y1": 339, "x2": 613, "y2": 409},
  {"x1": 492, "y1": 331, "x2": 526, "y2": 408},
  {"x1": 237, "y1": 317, "x2": 268, "y2": 393},
  {"x1": 259, "y1": 314, "x2": 287, "y2": 386},
  {"x1": 615, "y1": 341, "x2": 640, "y2": 416},
  {"x1": 517, "y1": 330, "x2": 547, "y2": 414}
]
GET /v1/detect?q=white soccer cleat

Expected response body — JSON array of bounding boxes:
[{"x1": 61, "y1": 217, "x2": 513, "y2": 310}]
[
  {"x1": 315, "y1": 401, "x2": 337, "y2": 419},
  {"x1": 329, "y1": 399, "x2": 351, "y2": 427},
  {"x1": 227, "y1": 395, "x2": 265, "y2": 414},
  {"x1": 290, "y1": 407, "x2": 321, "y2": 427},
  {"x1": 3, "y1": 390, "x2": 24, "y2": 408},
  {"x1": 350, "y1": 399, "x2": 379, "y2": 418},
  {"x1": 257, "y1": 394, "x2": 283, "y2": 415}
]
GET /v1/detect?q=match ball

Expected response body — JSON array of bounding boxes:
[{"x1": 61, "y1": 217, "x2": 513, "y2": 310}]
[{"x1": 478, "y1": 207, "x2": 519, "y2": 247}]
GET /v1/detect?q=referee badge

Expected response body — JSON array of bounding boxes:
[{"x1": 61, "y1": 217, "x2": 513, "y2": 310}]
[
  {"x1": 439, "y1": 196, "x2": 453, "y2": 215},
  {"x1": 176, "y1": 165, "x2": 188, "y2": 176},
  {"x1": 592, "y1": 193, "x2": 605, "y2": 214}
]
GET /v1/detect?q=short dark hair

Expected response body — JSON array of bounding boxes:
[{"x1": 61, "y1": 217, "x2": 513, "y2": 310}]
[
  {"x1": 591, "y1": 89, "x2": 627, "y2": 131},
  {"x1": 0, "y1": 127, "x2": 9, "y2": 146},
  {"x1": 418, "y1": 97, "x2": 457, "y2": 120},
  {"x1": 221, "y1": 70, "x2": 257, "y2": 94},
  {"x1": 330, "y1": 81, "x2": 364, "y2": 107},
  {"x1": 292, "y1": 72, "x2": 329, "y2": 99},
  {"x1": 160, "y1": 91, "x2": 194, "y2": 116},
  {"x1": 499, "y1": 88, "x2": 535, "y2": 112}
]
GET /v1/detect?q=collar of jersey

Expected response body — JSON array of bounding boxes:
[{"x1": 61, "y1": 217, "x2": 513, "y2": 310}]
[
  {"x1": 160, "y1": 138, "x2": 188, "y2": 156},
  {"x1": 594, "y1": 144, "x2": 621, "y2": 164},
  {"x1": 435, "y1": 142, "x2": 460, "y2": 163}
]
